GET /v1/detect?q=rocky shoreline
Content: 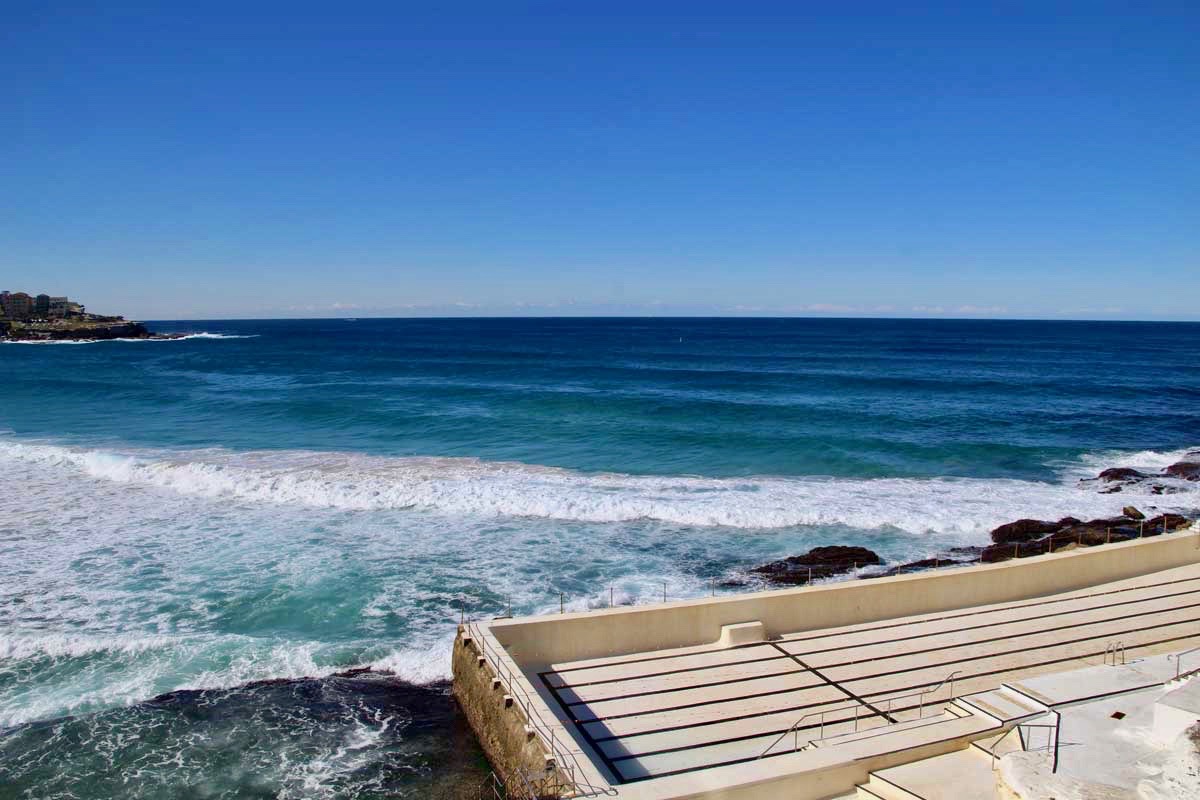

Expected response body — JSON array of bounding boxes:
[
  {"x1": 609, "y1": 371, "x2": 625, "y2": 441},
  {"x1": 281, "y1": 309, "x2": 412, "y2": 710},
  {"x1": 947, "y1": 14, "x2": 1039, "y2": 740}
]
[
  {"x1": 1, "y1": 319, "x2": 184, "y2": 342},
  {"x1": 746, "y1": 451, "x2": 1200, "y2": 586}
]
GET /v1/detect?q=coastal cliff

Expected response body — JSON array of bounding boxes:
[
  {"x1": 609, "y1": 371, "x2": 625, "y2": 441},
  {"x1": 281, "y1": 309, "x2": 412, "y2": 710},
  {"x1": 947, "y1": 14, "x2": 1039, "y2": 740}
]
[{"x1": 1, "y1": 319, "x2": 161, "y2": 341}]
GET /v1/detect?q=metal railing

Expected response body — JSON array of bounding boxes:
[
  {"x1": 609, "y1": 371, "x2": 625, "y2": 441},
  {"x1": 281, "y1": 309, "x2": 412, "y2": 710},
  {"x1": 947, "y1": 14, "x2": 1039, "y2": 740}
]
[
  {"x1": 1168, "y1": 645, "x2": 1200, "y2": 681},
  {"x1": 463, "y1": 621, "x2": 614, "y2": 798},
  {"x1": 1104, "y1": 640, "x2": 1126, "y2": 666},
  {"x1": 757, "y1": 669, "x2": 962, "y2": 759},
  {"x1": 985, "y1": 709, "x2": 1061, "y2": 773},
  {"x1": 458, "y1": 521, "x2": 1197, "y2": 622}
]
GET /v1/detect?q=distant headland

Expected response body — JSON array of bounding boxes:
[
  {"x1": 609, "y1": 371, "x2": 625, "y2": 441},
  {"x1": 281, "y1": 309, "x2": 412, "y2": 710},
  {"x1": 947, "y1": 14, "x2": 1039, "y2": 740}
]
[{"x1": 0, "y1": 290, "x2": 180, "y2": 342}]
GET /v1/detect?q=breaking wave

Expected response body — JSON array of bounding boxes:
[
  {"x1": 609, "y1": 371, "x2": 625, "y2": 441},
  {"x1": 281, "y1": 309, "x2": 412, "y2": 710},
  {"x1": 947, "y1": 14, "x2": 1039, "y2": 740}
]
[
  {"x1": 1, "y1": 440, "x2": 1195, "y2": 535},
  {"x1": 1, "y1": 332, "x2": 258, "y2": 344}
]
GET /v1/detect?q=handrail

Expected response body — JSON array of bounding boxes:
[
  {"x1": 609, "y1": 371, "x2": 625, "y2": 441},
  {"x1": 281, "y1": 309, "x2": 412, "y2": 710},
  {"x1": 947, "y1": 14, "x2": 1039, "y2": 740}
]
[
  {"x1": 757, "y1": 669, "x2": 963, "y2": 759},
  {"x1": 1168, "y1": 645, "x2": 1200, "y2": 680},
  {"x1": 756, "y1": 700, "x2": 865, "y2": 759},
  {"x1": 987, "y1": 710, "x2": 1060, "y2": 773},
  {"x1": 463, "y1": 622, "x2": 615, "y2": 797}
]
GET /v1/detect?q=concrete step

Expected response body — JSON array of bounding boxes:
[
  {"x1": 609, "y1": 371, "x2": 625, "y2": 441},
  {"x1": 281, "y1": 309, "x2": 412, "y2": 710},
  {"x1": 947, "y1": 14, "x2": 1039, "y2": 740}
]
[
  {"x1": 810, "y1": 711, "x2": 963, "y2": 750},
  {"x1": 855, "y1": 783, "x2": 892, "y2": 799},
  {"x1": 868, "y1": 748, "x2": 999, "y2": 800},
  {"x1": 954, "y1": 685, "x2": 1045, "y2": 723},
  {"x1": 859, "y1": 775, "x2": 924, "y2": 799}
]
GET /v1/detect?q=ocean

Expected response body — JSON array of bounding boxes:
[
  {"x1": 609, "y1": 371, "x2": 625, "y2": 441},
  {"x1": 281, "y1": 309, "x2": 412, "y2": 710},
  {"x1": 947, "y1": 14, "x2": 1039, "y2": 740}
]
[{"x1": 1, "y1": 317, "x2": 1198, "y2": 798}]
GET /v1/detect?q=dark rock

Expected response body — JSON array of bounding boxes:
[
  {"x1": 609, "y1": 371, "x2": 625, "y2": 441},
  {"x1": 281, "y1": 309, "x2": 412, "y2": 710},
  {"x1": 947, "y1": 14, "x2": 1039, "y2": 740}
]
[
  {"x1": 1099, "y1": 485, "x2": 1123, "y2": 494},
  {"x1": 861, "y1": 556, "x2": 968, "y2": 579},
  {"x1": 981, "y1": 543, "x2": 1018, "y2": 563},
  {"x1": 1145, "y1": 513, "x2": 1192, "y2": 534},
  {"x1": 1165, "y1": 462, "x2": 1200, "y2": 481},
  {"x1": 990, "y1": 518, "x2": 1061, "y2": 545},
  {"x1": 1122, "y1": 506, "x2": 1145, "y2": 520},
  {"x1": 749, "y1": 545, "x2": 883, "y2": 585},
  {"x1": 1097, "y1": 467, "x2": 1149, "y2": 482}
]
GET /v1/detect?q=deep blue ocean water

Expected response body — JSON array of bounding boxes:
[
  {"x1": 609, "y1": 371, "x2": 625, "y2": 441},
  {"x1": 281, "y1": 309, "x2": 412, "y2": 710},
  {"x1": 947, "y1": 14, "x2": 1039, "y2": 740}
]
[{"x1": 1, "y1": 317, "x2": 1198, "y2": 798}]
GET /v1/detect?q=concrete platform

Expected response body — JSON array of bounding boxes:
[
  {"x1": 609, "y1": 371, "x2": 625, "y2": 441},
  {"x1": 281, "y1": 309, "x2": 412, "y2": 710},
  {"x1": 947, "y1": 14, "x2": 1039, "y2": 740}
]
[
  {"x1": 539, "y1": 562, "x2": 1200, "y2": 784},
  {"x1": 455, "y1": 527, "x2": 1200, "y2": 799}
]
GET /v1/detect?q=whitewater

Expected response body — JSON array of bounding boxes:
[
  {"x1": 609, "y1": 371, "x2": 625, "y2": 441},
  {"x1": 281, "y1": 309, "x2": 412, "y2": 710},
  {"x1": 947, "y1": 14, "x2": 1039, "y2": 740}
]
[{"x1": 2, "y1": 435, "x2": 1197, "y2": 729}]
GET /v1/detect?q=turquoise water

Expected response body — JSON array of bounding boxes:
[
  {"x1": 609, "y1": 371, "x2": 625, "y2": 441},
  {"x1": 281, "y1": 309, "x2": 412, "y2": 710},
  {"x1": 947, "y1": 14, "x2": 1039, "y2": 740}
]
[{"x1": 1, "y1": 318, "x2": 1198, "y2": 797}]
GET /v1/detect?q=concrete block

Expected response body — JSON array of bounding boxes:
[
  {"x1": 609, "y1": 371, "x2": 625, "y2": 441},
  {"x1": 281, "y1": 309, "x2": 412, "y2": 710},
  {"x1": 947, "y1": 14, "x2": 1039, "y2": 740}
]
[{"x1": 717, "y1": 620, "x2": 767, "y2": 648}]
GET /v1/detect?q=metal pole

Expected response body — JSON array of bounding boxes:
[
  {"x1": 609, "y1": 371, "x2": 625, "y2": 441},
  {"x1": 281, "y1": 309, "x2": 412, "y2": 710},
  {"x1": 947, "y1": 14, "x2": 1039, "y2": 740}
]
[
  {"x1": 610, "y1": 586, "x2": 614, "y2": 608},
  {"x1": 1140, "y1": 521, "x2": 1144, "y2": 538},
  {"x1": 808, "y1": 566, "x2": 812, "y2": 584},
  {"x1": 711, "y1": 576, "x2": 716, "y2": 597},
  {"x1": 560, "y1": 592, "x2": 564, "y2": 614},
  {"x1": 1107, "y1": 528, "x2": 1111, "y2": 544},
  {"x1": 663, "y1": 582, "x2": 667, "y2": 603}
]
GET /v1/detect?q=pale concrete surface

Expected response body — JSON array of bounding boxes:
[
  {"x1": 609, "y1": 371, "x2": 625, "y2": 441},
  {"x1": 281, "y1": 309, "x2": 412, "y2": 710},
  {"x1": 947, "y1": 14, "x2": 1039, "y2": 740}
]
[
  {"x1": 462, "y1": 530, "x2": 1200, "y2": 799},
  {"x1": 1010, "y1": 653, "x2": 1187, "y2": 707},
  {"x1": 997, "y1": 676, "x2": 1200, "y2": 800},
  {"x1": 870, "y1": 748, "x2": 998, "y2": 799},
  {"x1": 539, "y1": 562, "x2": 1200, "y2": 784},
  {"x1": 1154, "y1": 678, "x2": 1200, "y2": 743}
]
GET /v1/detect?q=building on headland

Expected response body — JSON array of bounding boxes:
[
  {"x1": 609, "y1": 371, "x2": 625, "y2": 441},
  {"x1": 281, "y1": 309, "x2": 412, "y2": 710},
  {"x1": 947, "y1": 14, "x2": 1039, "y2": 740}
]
[
  {"x1": 0, "y1": 291, "x2": 75, "y2": 321},
  {"x1": 0, "y1": 291, "x2": 34, "y2": 320}
]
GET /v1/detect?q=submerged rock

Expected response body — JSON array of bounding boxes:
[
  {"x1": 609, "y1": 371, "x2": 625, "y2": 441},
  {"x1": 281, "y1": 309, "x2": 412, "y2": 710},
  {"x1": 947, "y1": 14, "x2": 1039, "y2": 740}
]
[
  {"x1": 750, "y1": 545, "x2": 883, "y2": 585},
  {"x1": 1165, "y1": 462, "x2": 1200, "y2": 481},
  {"x1": 1097, "y1": 467, "x2": 1149, "y2": 482}
]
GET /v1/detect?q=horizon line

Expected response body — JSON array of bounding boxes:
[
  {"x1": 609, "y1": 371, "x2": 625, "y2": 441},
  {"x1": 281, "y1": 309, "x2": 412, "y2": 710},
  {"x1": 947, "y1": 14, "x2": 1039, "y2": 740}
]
[{"x1": 140, "y1": 314, "x2": 1200, "y2": 324}]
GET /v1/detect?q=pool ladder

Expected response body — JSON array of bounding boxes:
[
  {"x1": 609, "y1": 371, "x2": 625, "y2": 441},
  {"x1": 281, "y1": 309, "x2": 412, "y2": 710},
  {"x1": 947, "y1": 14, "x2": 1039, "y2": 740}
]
[{"x1": 1103, "y1": 640, "x2": 1126, "y2": 666}]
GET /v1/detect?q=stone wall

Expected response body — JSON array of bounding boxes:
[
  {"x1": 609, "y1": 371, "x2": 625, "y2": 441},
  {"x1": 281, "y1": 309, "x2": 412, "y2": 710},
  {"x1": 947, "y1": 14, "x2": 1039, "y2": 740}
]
[{"x1": 451, "y1": 626, "x2": 570, "y2": 799}]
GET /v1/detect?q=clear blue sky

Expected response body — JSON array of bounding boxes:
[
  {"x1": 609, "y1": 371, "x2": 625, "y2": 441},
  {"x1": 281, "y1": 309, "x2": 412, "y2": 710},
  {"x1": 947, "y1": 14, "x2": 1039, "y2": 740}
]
[{"x1": 3, "y1": 2, "x2": 1197, "y2": 320}]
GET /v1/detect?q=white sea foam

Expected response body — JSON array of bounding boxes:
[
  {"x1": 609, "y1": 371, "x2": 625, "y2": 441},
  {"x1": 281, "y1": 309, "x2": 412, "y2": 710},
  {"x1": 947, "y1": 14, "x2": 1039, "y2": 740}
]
[
  {"x1": 2, "y1": 438, "x2": 1196, "y2": 729},
  {"x1": 0, "y1": 633, "x2": 178, "y2": 661},
  {"x1": 0, "y1": 332, "x2": 257, "y2": 344},
  {"x1": 1, "y1": 440, "x2": 1195, "y2": 535},
  {"x1": 1068, "y1": 446, "x2": 1200, "y2": 478}
]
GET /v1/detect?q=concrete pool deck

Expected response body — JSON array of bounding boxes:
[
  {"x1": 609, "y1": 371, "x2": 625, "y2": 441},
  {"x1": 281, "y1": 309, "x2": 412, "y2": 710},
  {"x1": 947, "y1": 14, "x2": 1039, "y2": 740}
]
[{"x1": 453, "y1": 526, "x2": 1200, "y2": 799}]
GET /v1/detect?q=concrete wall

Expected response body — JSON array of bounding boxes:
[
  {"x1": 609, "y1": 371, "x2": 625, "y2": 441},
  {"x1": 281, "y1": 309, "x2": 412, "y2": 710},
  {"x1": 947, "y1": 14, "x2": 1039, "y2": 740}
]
[{"x1": 492, "y1": 528, "x2": 1199, "y2": 668}]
